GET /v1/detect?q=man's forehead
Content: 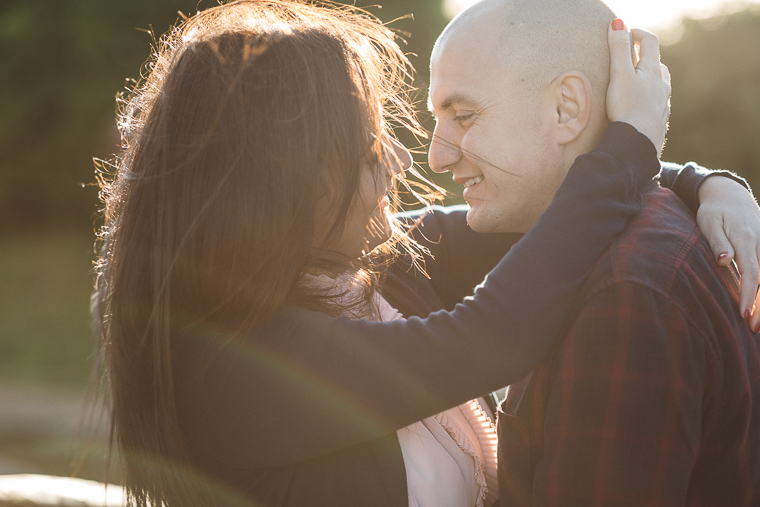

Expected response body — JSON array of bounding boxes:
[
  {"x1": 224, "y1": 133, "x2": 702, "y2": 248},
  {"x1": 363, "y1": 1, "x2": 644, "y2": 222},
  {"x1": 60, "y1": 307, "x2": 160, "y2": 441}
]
[
  {"x1": 428, "y1": 16, "x2": 510, "y2": 109},
  {"x1": 429, "y1": 43, "x2": 506, "y2": 113}
]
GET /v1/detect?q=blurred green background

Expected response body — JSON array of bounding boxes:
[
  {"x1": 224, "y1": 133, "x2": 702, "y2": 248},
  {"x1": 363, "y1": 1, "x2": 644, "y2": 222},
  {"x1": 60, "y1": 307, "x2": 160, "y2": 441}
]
[{"x1": 0, "y1": 0, "x2": 758, "y2": 483}]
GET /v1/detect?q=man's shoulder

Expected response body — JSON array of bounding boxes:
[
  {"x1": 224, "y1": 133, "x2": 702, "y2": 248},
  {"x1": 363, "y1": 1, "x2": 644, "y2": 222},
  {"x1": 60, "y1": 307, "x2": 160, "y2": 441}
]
[{"x1": 583, "y1": 184, "x2": 710, "y2": 297}]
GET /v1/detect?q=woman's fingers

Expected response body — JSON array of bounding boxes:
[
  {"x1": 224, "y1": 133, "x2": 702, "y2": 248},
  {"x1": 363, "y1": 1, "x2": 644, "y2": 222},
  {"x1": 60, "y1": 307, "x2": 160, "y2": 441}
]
[
  {"x1": 736, "y1": 245, "x2": 760, "y2": 326},
  {"x1": 608, "y1": 18, "x2": 635, "y2": 77},
  {"x1": 660, "y1": 62, "x2": 671, "y2": 85},
  {"x1": 697, "y1": 174, "x2": 760, "y2": 325},
  {"x1": 700, "y1": 206, "x2": 760, "y2": 328},
  {"x1": 751, "y1": 245, "x2": 760, "y2": 332},
  {"x1": 630, "y1": 28, "x2": 662, "y2": 75},
  {"x1": 698, "y1": 206, "x2": 736, "y2": 264},
  {"x1": 606, "y1": 20, "x2": 670, "y2": 154}
]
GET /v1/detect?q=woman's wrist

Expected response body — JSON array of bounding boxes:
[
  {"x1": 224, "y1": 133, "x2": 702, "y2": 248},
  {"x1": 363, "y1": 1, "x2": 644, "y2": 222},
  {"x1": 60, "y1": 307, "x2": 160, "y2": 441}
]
[{"x1": 594, "y1": 122, "x2": 661, "y2": 186}]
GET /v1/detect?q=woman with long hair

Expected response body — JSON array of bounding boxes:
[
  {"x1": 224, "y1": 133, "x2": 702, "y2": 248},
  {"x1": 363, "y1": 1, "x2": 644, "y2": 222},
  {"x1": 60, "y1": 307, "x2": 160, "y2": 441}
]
[{"x1": 93, "y1": 1, "x2": 756, "y2": 506}]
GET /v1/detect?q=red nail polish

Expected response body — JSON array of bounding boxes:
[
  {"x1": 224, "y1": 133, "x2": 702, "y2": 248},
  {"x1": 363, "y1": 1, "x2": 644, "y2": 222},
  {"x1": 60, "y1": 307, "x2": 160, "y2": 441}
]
[
  {"x1": 755, "y1": 323, "x2": 760, "y2": 334},
  {"x1": 746, "y1": 309, "x2": 753, "y2": 320},
  {"x1": 612, "y1": 18, "x2": 624, "y2": 31},
  {"x1": 718, "y1": 253, "x2": 729, "y2": 261}
]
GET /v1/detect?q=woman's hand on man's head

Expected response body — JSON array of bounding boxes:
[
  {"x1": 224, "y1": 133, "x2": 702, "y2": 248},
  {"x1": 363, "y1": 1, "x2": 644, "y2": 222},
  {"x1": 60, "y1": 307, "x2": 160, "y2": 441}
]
[{"x1": 606, "y1": 19, "x2": 671, "y2": 155}]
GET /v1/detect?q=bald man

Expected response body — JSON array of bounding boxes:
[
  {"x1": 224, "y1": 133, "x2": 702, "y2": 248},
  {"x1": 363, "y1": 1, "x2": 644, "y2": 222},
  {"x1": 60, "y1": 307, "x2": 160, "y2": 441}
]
[{"x1": 427, "y1": 0, "x2": 760, "y2": 505}]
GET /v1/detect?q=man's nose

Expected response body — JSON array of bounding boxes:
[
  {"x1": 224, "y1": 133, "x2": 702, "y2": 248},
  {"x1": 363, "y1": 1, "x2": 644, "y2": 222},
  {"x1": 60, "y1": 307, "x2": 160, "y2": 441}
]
[
  {"x1": 428, "y1": 129, "x2": 461, "y2": 173},
  {"x1": 385, "y1": 136, "x2": 412, "y2": 177}
]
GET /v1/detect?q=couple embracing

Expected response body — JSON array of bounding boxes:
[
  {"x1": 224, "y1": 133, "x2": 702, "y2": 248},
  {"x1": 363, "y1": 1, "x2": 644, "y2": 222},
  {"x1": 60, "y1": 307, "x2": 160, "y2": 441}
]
[{"x1": 94, "y1": 0, "x2": 760, "y2": 505}]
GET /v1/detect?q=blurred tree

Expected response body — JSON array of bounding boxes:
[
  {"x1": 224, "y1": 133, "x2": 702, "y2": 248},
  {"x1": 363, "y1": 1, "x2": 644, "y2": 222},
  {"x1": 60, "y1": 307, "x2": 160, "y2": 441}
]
[
  {"x1": 661, "y1": 8, "x2": 760, "y2": 192},
  {"x1": 0, "y1": 0, "x2": 451, "y2": 235},
  {"x1": 0, "y1": 0, "x2": 209, "y2": 234}
]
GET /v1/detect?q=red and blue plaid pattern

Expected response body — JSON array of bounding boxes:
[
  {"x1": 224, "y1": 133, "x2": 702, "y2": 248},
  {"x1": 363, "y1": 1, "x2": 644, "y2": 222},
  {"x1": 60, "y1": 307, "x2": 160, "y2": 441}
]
[{"x1": 498, "y1": 184, "x2": 760, "y2": 507}]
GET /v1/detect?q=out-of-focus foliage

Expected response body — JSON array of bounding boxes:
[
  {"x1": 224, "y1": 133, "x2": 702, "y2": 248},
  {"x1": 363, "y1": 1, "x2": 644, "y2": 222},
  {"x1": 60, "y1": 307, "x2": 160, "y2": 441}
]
[
  {"x1": 0, "y1": 232, "x2": 94, "y2": 387},
  {"x1": 0, "y1": 0, "x2": 449, "y2": 235},
  {"x1": 0, "y1": 0, "x2": 206, "y2": 234},
  {"x1": 661, "y1": 7, "x2": 760, "y2": 192}
]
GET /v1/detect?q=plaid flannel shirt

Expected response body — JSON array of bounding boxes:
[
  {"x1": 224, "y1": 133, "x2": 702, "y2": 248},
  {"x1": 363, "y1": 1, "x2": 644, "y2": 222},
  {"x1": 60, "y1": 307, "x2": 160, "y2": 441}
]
[{"x1": 497, "y1": 184, "x2": 760, "y2": 507}]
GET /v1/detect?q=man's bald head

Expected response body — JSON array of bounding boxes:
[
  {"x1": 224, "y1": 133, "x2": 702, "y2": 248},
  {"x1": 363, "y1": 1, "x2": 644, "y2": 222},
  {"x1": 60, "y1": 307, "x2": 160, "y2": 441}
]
[
  {"x1": 435, "y1": 0, "x2": 616, "y2": 97},
  {"x1": 428, "y1": 0, "x2": 623, "y2": 234}
]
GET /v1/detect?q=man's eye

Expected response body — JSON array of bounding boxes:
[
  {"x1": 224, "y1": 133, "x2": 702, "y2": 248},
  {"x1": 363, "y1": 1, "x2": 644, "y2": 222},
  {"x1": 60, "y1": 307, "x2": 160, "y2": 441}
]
[{"x1": 453, "y1": 113, "x2": 474, "y2": 124}]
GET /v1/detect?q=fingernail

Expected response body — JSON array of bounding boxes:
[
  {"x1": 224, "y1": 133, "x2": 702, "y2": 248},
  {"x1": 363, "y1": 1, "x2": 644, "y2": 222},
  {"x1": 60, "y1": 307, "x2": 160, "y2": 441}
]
[
  {"x1": 745, "y1": 308, "x2": 752, "y2": 320},
  {"x1": 612, "y1": 18, "x2": 625, "y2": 31},
  {"x1": 755, "y1": 323, "x2": 760, "y2": 334},
  {"x1": 718, "y1": 252, "x2": 729, "y2": 261}
]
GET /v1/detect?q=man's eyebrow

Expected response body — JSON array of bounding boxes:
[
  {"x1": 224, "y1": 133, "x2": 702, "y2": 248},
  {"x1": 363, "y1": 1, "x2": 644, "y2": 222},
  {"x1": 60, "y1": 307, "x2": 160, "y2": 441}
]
[{"x1": 428, "y1": 92, "x2": 480, "y2": 113}]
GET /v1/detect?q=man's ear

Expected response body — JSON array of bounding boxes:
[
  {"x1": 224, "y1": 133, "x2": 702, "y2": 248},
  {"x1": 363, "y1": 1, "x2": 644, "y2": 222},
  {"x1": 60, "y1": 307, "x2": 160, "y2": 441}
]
[{"x1": 550, "y1": 71, "x2": 593, "y2": 145}]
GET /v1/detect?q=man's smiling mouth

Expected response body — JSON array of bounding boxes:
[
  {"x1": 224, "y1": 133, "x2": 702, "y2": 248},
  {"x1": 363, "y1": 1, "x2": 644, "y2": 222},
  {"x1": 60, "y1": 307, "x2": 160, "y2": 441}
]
[{"x1": 463, "y1": 176, "x2": 483, "y2": 189}]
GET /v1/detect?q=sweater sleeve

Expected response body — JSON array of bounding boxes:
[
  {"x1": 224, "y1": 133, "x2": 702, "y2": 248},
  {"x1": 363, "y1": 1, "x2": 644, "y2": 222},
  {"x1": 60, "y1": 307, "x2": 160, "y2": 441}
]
[
  {"x1": 393, "y1": 205, "x2": 523, "y2": 311},
  {"x1": 174, "y1": 122, "x2": 661, "y2": 469},
  {"x1": 660, "y1": 161, "x2": 751, "y2": 215}
]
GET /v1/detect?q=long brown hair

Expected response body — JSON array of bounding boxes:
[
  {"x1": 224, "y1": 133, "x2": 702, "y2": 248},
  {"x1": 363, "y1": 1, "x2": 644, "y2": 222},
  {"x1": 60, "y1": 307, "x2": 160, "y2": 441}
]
[{"x1": 93, "y1": 1, "x2": 432, "y2": 505}]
